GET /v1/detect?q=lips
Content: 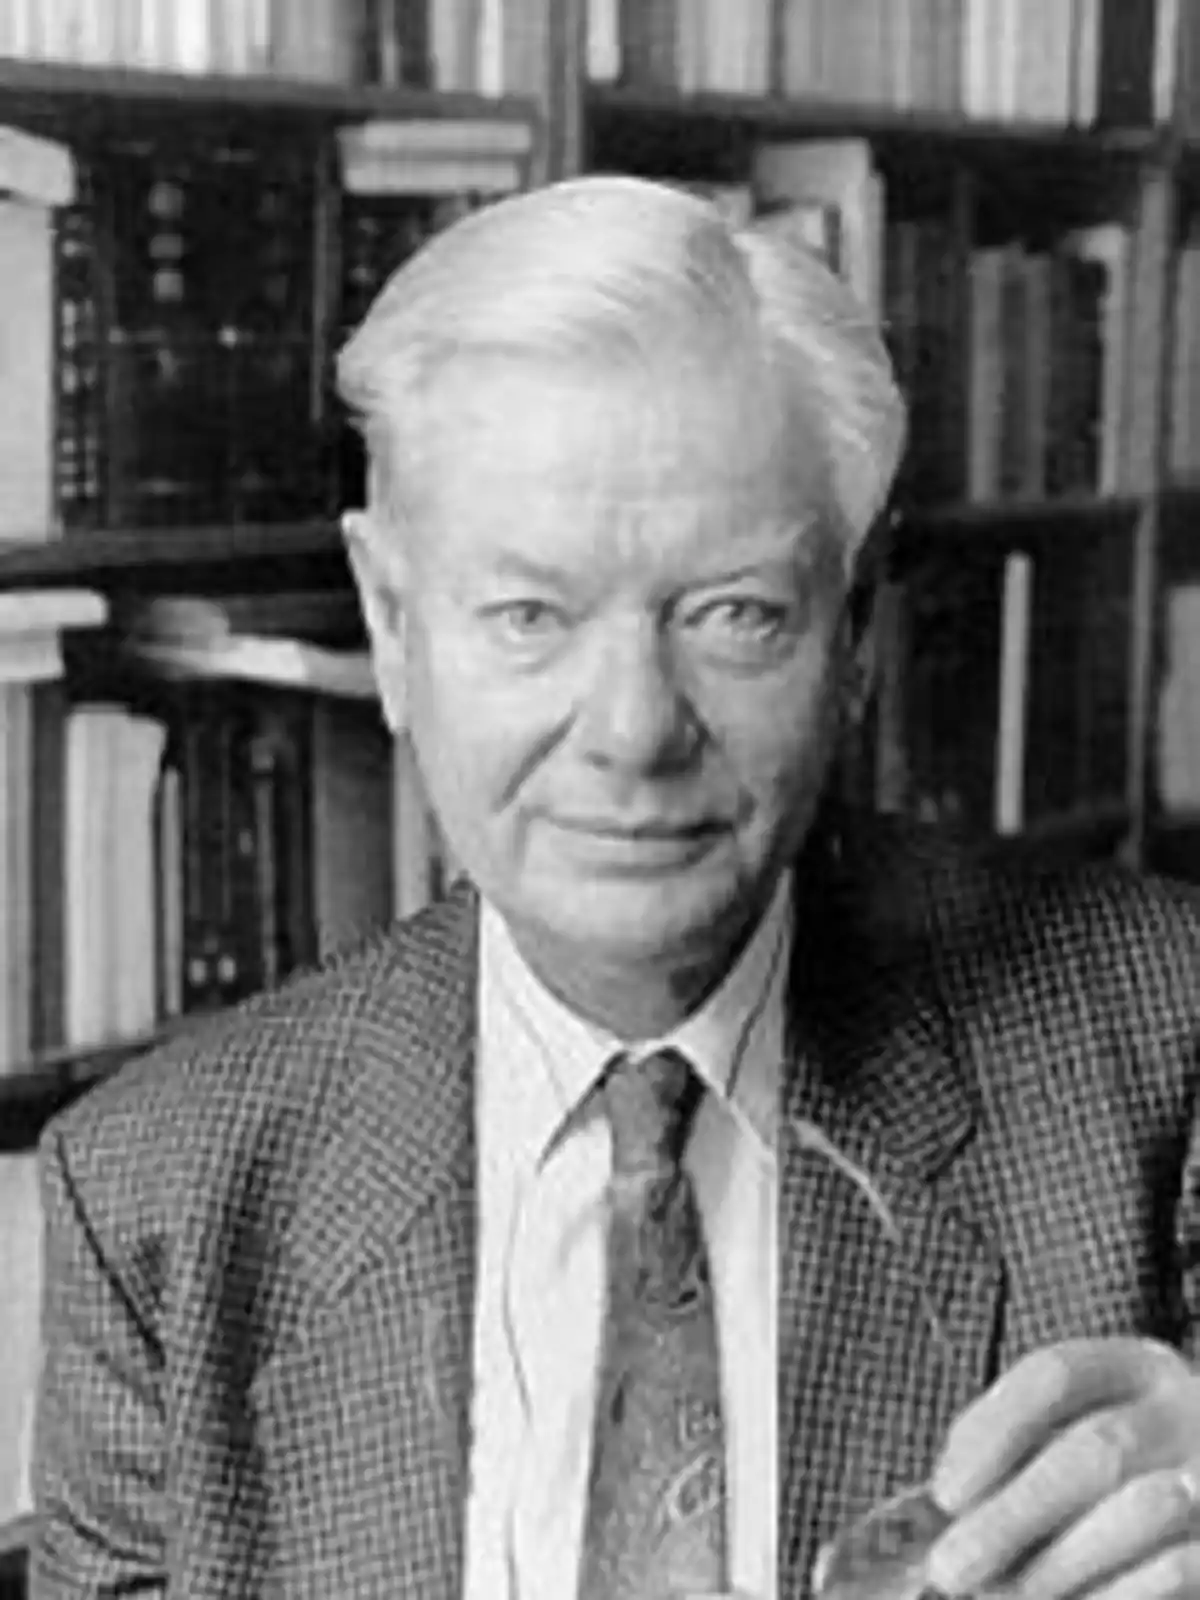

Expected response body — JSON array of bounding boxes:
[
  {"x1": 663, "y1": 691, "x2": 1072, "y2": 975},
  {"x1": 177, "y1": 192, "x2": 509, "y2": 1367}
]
[
  {"x1": 553, "y1": 819, "x2": 723, "y2": 844},
  {"x1": 554, "y1": 816, "x2": 721, "y2": 839}
]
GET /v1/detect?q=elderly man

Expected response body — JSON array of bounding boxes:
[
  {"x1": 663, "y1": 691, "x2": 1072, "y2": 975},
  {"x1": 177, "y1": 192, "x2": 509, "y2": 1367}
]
[{"x1": 30, "y1": 175, "x2": 1200, "y2": 1600}]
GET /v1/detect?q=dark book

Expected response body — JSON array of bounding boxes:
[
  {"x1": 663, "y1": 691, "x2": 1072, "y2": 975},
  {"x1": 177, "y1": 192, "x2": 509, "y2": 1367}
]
[
  {"x1": 28, "y1": 682, "x2": 66, "y2": 1055},
  {"x1": 902, "y1": 553, "x2": 1005, "y2": 832},
  {"x1": 619, "y1": 0, "x2": 681, "y2": 87},
  {"x1": 996, "y1": 249, "x2": 1030, "y2": 499},
  {"x1": 358, "y1": 0, "x2": 432, "y2": 87},
  {"x1": 1023, "y1": 527, "x2": 1132, "y2": 820},
  {"x1": 333, "y1": 192, "x2": 491, "y2": 509},
  {"x1": 888, "y1": 216, "x2": 968, "y2": 508},
  {"x1": 52, "y1": 166, "x2": 109, "y2": 531},
  {"x1": 57, "y1": 135, "x2": 324, "y2": 531},
  {"x1": 1045, "y1": 251, "x2": 1105, "y2": 497},
  {"x1": 1095, "y1": 0, "x2": 1161, "y2": 126}
]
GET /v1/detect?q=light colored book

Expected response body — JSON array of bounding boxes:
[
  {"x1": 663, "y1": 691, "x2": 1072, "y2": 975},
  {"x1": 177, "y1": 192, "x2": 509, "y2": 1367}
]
[
  {"x1": 64, "y1": 705, "x2": 121, "y2": 1048},
  {"x1": 0, "y1": 1153, "x2": 41, "y2": 1525},
  {"x1": 0, "y1": 200, "x2": 56, "y2": 545},
  {"x1": 127, "y1": 635, "x2": 377, "y2": 700},
  {"x1": 1062, "y1": 223, "x2": 1132, "y2": 494},
  {"x1": 338, "y1": 118, "x2": 532, "y2": 197},
  {"x1": 752, "y1": 139, "x2": 885, "y2": 317},
  {"x1": 994, "y1": 552, "x2": 1034, "y2": 836}
]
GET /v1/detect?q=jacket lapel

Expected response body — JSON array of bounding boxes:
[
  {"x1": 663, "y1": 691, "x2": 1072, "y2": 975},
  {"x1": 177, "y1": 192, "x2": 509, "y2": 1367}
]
[
  {"x1": 247, "y1": 884, "x2": 481, "y2": 1599},
  {"x1": 778, "y1": 824, "x2": 1007, "y2": 1597}
]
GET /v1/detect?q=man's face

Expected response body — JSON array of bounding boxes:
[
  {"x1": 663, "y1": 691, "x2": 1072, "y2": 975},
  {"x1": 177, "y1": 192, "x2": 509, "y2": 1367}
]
[{"x1": 374, "y1": 357, "x2": 848, "y2": 971}]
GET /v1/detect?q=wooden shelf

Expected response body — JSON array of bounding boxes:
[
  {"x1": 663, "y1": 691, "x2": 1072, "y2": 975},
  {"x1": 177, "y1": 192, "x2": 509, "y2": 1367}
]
[
  {"x1": 591, "y1": 84, "x2": 1162, "y2": 150},
  {"x1": 0, "y1": 499, "x2": 1143, "y2": 594},
  {"x1": 586, "y1": 83, "x2": 1164, "y2": 178},
  {"x1": 0, "y1": 1024, "x2": 178, "y2": 1153},
  {"x1": 909, "y1": 490, "x2": 1143, "y2": 529},
  {"x1": 1161, "y1": 479, "x2": 1200, "y2": 513},
  {"x1": 892, "y1": 493, "x2": 1144, "y2": 563},
  {"x1": 0, "y1": 54, "x2": 537, "y2": 130},
  {"x1": 0, "y1": 522, "x2": 347, "y2": 594},
  {"x1": 0, "y1": 1515, "x2": 34, "y2": 1559},
  {"x1": 1144, "y1": 814, "x2": 1200, "y2": 884},
  {"x1": 980, "y1": 801, "x2": 1132, "y2": 864},
  {"x1": 1152, "y1": 487, "x2": 1200, "y2": 582}
]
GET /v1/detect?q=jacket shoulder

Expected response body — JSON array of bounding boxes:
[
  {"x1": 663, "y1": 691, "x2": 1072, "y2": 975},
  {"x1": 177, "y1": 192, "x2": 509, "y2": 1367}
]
[
  {"x1": 42, "y1": 884, "x2": 479, "y2": 1221},
  {"x1": 845, "y1": 812, "x2": 1200, "y2": 970}
]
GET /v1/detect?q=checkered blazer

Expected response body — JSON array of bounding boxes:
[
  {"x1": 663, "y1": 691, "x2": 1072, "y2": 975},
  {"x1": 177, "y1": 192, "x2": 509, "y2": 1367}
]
[{"x1": 28, "y1": 815, "x2": 1200, "y2": 1599}]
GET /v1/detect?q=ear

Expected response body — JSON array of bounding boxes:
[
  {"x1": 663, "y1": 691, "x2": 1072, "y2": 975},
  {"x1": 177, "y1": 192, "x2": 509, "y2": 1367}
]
[
  {"x1": 342, "y1": 509, "x2": 409, "y2": 735},
  {"x1": 832, "y1": 574, "x2": 878, "y2": 731}
]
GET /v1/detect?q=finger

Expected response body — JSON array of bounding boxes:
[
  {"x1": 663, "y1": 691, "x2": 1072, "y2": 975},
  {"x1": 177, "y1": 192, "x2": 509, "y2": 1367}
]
[
  {"x1": 1076, "y1": 1540, "x2": 1200, "y2": 1600},
  {"x1": 926, "y1": 1400, "x2": 1176, "y2": 1596},
  {"x1": 1015, "y1": 1466, "x2": 1200, "y2": 1600},
  {"x1": 931, "y1": 1340, "x2": 1175, "y2": 1515}
]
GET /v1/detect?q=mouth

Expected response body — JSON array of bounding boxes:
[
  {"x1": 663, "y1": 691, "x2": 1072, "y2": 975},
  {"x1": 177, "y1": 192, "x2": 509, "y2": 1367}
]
[
  {"x1": 553, "y1": 817, "x2": 724, "y2": 840},
  {"x1": 548, "y1": 815, "x2": 727, "y2": 873}
]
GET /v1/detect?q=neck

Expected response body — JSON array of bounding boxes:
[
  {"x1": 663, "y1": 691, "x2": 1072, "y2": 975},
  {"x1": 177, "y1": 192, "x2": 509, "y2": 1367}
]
[{"x1": 507, "y1": 899, "x2": 770, "y2": 1041}]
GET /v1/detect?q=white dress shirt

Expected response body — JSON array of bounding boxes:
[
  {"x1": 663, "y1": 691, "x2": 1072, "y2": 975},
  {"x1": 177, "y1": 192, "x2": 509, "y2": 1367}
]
[{"x1": 463, "y1": 875, "x2": 789, "y2": 1600}]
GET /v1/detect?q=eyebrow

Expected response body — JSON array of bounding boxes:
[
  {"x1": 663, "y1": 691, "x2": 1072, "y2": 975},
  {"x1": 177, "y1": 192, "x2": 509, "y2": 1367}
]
[
  {"x1": 482, "y1": 552, "x2": 575, "y2": 588},
  {"x1": 476, "y1": 519, "x2": 831, "y2": 591}
]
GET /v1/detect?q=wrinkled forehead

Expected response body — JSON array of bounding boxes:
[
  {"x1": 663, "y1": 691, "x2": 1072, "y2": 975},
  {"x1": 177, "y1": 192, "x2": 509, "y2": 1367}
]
[{"x1": 405, "y1": 346, "x2": 828, "y2": 521}]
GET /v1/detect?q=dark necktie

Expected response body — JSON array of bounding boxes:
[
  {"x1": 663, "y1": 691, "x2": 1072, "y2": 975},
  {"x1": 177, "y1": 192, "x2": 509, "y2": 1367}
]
[{"x1": 576, "y1": 1048, "x2": 729, "y2": 1599}]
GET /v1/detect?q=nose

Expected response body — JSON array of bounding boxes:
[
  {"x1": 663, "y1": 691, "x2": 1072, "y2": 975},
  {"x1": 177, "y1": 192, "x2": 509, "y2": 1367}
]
[{"x1": 577, "y1": 616, "x2": 696, "y2": 775}]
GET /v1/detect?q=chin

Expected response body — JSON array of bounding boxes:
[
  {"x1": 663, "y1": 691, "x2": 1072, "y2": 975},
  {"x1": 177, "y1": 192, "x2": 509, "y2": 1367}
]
[{"x1": 524, "y1": 856, "x2": 759, "y2": 966}]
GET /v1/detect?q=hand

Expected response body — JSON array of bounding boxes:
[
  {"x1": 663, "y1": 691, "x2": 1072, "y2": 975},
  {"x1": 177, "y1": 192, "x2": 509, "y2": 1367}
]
[{"x1": 924, "y1": 1337, "x2": 1200, "y2": 1598}]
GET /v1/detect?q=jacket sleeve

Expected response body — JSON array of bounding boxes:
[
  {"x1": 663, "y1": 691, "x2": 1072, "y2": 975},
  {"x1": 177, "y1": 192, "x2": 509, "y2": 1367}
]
[{"x1": 28, "y1": 1125, "x2": 167, "y2": 1598}]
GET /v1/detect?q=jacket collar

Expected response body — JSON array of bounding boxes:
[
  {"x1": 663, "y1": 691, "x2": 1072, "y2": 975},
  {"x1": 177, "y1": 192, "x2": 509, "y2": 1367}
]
[{"x1": 286, "y1": 816, "x2": 988, "y2": 1313}]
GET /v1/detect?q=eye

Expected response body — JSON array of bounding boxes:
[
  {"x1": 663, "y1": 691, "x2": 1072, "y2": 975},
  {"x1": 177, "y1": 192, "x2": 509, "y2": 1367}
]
[
  {"x1": 486, "y1": 599, "x2": 570, "y2": 643},
  {"x1": 686, "y1": 597, "x2": 791, "y2": 644}
]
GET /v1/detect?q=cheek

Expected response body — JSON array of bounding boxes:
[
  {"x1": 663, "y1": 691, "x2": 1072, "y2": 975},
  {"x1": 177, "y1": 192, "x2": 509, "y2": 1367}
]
[
  {"x1": 405, "y1": 631, "x2": 549, "y2": 825},
  {"x1": 697, "y1": 652, "x2": 840, "y2": 803}
]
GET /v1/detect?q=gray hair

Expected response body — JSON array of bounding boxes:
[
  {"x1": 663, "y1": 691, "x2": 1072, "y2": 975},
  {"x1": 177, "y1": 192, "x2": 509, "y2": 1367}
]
[{"x1": 336, "y1": 174, "x2": 907, "y2": 572}]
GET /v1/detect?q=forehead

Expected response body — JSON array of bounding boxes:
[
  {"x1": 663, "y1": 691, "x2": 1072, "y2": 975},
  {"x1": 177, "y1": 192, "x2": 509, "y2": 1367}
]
[{"x1": 409, "y1": 356, "x2": 830, "y2": 581}]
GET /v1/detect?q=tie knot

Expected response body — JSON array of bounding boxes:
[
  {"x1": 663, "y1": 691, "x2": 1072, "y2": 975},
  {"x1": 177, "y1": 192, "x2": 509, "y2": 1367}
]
[{"x1": 601, "y1": 1049, "x2": 701, "y2": 1175}]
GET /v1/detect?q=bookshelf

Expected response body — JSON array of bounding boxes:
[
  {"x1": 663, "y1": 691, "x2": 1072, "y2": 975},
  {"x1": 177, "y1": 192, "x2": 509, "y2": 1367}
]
[
  {"x1": 0, "y1": 9, "x2": 1195, "y2": 1088},
  {"x1": 586, "y1": 81, "x2": 1166, "y2": 160},
  {"x1": 0, "y1": 521, "x2": 347, "y2": 590},
  {"x1": 0, "y1": 55, "x2": 538, "y2": 127}
]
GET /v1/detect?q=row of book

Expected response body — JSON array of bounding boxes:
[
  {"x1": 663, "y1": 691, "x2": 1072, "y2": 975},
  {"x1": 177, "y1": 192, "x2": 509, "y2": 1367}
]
[
  {"x1": 694, "y1": 145, "x2": 1132, "y2": 511},
  {"x1": 588, "y1": 0, "x2": 1183, "y2": 127},
  {"x1": 0, "y1": 592, "x2": 454, "y2": 1541},
  {"x1": 0, "y1": 0, "x2": 1184, "y2": 126},
  {"x1": 4, "y1": 124, "x2": 522, "y2": 536},
  {"x1": 14, "y1": 129, "x2": 1146, "y2": 542},
  {"x1": 0, "y1": 594, "x2": 456, "y2": 1076},
  {"x1": 704, "y1": 148, "x2": 1136, "y2": 836},
  {"x1": 893, "y1": 537, "x2": 1133, "y2": 833},
  {"x1": 0, "y1": 0, "x2": 550, "y2": 96}
]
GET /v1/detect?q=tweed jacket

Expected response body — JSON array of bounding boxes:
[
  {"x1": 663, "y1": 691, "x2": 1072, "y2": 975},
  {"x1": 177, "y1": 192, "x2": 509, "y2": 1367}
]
[{"x1": 28, "y1": 816, "x2": 1200, "y2": 1599}]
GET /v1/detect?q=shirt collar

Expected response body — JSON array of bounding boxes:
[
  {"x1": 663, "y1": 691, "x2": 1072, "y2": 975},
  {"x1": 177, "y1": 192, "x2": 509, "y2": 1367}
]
[{"x1": 478, "y1": 872, "x2": 791, "y2": 1163}]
